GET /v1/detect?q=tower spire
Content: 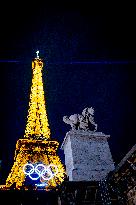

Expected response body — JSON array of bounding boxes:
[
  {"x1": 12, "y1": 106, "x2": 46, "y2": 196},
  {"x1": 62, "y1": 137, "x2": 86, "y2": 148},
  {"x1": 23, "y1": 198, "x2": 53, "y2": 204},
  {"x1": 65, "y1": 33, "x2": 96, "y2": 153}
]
[
  {"x1": 36, "y1": 50, "x2": 39, "y2": 59},
  {"x1": 24, "y1": 52, "x2": 50, "y2": 140}
]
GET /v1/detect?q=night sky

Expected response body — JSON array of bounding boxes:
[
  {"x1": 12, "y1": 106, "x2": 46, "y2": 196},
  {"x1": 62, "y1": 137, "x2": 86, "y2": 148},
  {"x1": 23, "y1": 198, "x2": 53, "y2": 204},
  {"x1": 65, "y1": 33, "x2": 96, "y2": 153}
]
[{"x1": 0, "y1": 3, "x2": 136, "y2": 182}]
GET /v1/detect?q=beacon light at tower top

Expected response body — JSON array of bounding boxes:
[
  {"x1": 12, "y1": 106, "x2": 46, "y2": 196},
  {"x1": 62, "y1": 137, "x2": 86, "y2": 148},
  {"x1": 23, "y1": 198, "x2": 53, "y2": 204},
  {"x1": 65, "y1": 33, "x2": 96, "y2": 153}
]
[
  {"x1": 24, "y1": 51, "x2": 51, "y2": 140},
  {"x1": 36, "y1": 50, "x2": 40, "y2": 58}
]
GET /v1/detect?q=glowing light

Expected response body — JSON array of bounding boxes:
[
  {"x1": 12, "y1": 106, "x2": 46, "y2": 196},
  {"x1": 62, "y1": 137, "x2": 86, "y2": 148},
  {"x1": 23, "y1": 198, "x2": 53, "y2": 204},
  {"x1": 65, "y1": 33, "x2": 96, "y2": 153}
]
[
  {"x1": 23, "y1": 163, "x2": 58, "y2": 181},
  {"x1": 24, "y1": 57, "x2": 51, "y2": 140},
  {"x1": 3, "y1": 56, "x2": 66, "y2": 191},
  {"x1": 36, "y1": 50, "x2": 39, "y2": 58},
  {"x1": 35, "y1": 183, "x2": 47, "y2": 187}
]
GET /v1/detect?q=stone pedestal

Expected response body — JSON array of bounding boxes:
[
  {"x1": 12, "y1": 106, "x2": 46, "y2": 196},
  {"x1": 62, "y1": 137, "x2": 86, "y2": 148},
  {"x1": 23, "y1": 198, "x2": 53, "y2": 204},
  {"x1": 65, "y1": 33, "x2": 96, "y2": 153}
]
[{"x1": 61, "y1": 130, "x2": 115, "y2": 181}]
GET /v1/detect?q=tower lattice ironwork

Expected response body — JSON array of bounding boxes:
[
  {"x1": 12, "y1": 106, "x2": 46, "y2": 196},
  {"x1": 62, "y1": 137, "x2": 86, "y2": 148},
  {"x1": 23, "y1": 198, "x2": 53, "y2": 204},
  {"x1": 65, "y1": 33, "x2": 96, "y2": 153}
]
[{"x1": 1, "y1": 52, "x2": 66, "y2": 190}]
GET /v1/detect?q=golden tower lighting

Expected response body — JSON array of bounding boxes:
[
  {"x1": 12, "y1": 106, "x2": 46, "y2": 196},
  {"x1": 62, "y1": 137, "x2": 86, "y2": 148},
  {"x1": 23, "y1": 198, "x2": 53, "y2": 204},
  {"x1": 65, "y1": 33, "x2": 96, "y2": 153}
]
[{"x1": 1, "y1": 51, "x2": 66, "y2": 190}]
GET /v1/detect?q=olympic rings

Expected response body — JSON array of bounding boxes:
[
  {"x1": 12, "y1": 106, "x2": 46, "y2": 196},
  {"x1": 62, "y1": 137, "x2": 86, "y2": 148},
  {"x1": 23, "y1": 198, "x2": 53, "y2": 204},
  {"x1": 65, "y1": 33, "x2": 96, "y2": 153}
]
[{"x1": 23, "y1": 163, "x2": 58, "y2": 181}]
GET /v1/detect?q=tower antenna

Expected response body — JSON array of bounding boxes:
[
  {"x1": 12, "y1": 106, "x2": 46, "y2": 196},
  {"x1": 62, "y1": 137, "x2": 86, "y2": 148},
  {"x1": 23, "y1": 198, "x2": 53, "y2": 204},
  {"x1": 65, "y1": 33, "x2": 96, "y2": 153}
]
[{"x1": 36, "y1": 50, "x2": 39, "y2": 59}]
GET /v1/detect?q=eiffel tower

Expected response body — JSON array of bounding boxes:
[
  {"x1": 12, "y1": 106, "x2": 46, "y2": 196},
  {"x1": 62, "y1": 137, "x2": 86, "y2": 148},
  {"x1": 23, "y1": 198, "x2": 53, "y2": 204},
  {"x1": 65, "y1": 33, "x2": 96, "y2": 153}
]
[{"x1": 1, "y1": 51, "x2": 65, "y2": 191}]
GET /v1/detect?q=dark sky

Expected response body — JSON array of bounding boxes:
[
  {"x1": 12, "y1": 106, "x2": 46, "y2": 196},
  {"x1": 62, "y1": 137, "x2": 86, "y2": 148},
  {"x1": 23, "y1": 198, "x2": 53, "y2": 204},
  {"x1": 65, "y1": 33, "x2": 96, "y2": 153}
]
[{"x1": 0, "y1": 3, "x2": 136, "y2": 181}]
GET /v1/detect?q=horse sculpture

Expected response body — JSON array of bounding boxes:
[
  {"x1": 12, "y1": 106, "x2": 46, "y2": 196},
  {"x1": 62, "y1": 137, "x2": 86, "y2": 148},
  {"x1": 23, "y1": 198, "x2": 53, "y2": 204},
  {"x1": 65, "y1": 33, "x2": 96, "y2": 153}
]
[{"x1": 63, "y1": 107, "x2": 97, "y2": 132}]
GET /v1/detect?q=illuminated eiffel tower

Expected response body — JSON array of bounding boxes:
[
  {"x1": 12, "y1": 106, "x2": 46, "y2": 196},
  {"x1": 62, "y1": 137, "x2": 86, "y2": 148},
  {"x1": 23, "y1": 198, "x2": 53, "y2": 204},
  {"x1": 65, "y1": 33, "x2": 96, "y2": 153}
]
[{"x1": 3, "y1": 51, "x2": 66, "y2": 190}]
